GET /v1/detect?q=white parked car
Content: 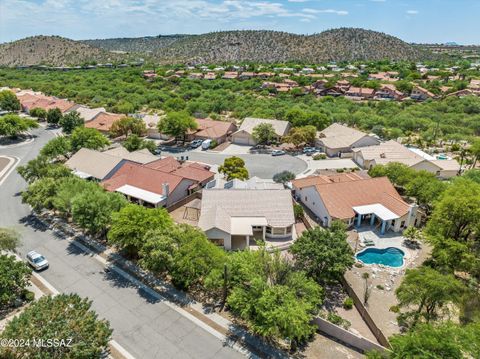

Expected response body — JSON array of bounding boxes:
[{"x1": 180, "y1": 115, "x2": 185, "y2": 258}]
[
  {"x1": 271, "y1": 150, "x2": 286, "y2": 156},
  {"x1": 26, "y1": 251, "x2": 49, "y2": 271}
]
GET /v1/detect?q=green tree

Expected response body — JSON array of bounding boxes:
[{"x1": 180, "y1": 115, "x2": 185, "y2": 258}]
[
  {"x1": 470, "y1": 138, "x2": 480, "y2": 169},
  {"x1": 218, "y1": 156, "x2": 249, "y2": 180},
  {"x1": 71, "y1": 189, "x2": 127, "y2": 236},
  {"x1": 0, "y1": 228, "x2": 20, "y2": 252},
  {"x1": 283, "y1": 125, "x2": 316, "y2": 146},
  {"x1": 21, "y1": 177, "x2": 58, "y2": 211},
  {"x1": 70, "y1": 127, "x2": 110, "y2": 152},
  {"x1": 157, "y1": 111, "x2": 197, "y2": 143},
  {"x1": 0, "y1": 114, "x2": 38, "y2": 138},
  {"x1": 0, "y1": 90, "x2": 20, "y2": 112},
  {"x1": 395, "y1": 266, "x2": 464, "y2": 328},
  {"x1": 139, "y1": 228, "x2": 178, "y2": 275},
  {"x1": 108, "y1": 204, "x2": 173, "y2": 256},
  {"x1": 463, "y1": 169, "x2": 480, "y2": 183},
  {"x1": 272, "y1": 170, "x2": 295, "y2": 184},
  {"x1": 40, "y1": 136, "x2": 72, "y2": 159},
  {"x1": 46, "y1": 107, "x2": 63, "y2": 126},
  {"x1": 52, "y1": 177, "x2": 97, "y2": 217},
  {"x1": 387, "y1": 322, "x2": 479, "y2": 359},
  {"x1": 252, "y1": 123, "x2": 277, "y2": 145},
  {"x1": 59, "y1": 110, "x2": 84, "y2": 134},
  {"x1": 122, "y1": 134, "x2": 156, "y2": 153},
  {"x1": 170, "y1": 226, "x2": 227, "y2": 290},
  {"x1": 110, "y1": 117, "x2": 146, "y2": 138},
  {"x1": 404, "y1": 170, "x2": 446, "y2": 211},
  {"x1": 0, "y1": 255, "x2": 31, "y2": 309},
  {"x1": 17, "y1": 156, "x2": 71, "y2": 184},
  {"x1": 29, "y1": 107, "x2": 47, "y2": 120},
  {"x1": 0, "y1": 294, "x2": 112, "y2": 358},
  {"x1": 368, "y1": 162, "x2": 413, "y2": 187},
  {"x1": 289, "y1": 222, "x2": 354, "y2": 283}
]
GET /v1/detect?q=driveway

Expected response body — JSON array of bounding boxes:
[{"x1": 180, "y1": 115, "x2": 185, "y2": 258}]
[
  {"x1": 167, "y1": 150, "x2": 307, "y2": 179},
  {"x1": 0, "y1": 128, "x2": 245, "y2": 359}
]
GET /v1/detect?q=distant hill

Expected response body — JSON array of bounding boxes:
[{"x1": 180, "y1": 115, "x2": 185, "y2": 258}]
[
  {"x1": 0, "y1": 36, "x2": 124, "y2": 67},
  {"x1": 83, "y1": 35, "x2": 188, "y2": 53},
  {"x1": 0, "y1": 29, "x2": 434, "y2": 67},
  {"x1": 91, "y1": 28, "x2": 433, "y2": 64}
]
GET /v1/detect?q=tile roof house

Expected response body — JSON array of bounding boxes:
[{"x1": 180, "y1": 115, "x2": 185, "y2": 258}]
[
  {"x1": 293, "y1": 175, "x2": 419, "y2": 233},
  {"x1": 316, "y1": 123, "x2": 380, "y2": 157},
  {"x1": 410, "y1": 86, "x2": 436, "y2": 101},
  {"x1": 84, "y1": 112, "x2": 126, "y2": 133},
  {"x1": 101, "y1": 157, "x2": 215, "y2": 207},
  {"x1": 374, "y1": 84, "x2": 404, "y2": 100},
  {"x1": 67, "y1": 106, "x2": 106, "y2": 122},
  {"x1": 345, "y1": 87, "x2": 375, "y2": 100},
  {"x1": 352, "y1": 140, "x2": 460, "y2": 178},
  {"x1": 17, "y1": 93, "x2": 76, "y2": 113},
  {"x1": 186, "y1": 118, "x2": 238, "y2": 144},
  {"x1": 231, "y1": 117, "x2": 291, "y2": 146},
  {"x1": 198, "y1": 189, "x2": 295, "y2": 250}
]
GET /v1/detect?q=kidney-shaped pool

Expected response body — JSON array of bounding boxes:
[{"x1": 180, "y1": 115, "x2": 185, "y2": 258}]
[{"x1": 356, "y1": 247, "x2": 404, "y2": 268}]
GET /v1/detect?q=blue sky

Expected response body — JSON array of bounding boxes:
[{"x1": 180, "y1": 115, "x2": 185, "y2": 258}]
[{"x1": 1, "y1": 0, "x2": 479, "y2": 44}]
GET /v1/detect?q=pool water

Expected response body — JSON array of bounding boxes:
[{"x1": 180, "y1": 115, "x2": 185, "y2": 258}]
[{"x1": 356, "y1": 247, "x2": 404, "y2": 267}]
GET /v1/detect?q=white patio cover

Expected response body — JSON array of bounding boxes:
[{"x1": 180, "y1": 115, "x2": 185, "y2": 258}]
[
  {"x1": 116, "y1": 185, "x2": 166, "y2": 205},
  {"x1": 352, "y1": 204, "x2": 400, "y2": 221}
]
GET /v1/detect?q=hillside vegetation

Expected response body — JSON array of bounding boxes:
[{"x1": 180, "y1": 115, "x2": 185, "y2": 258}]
[
  {"x1": 1, "y1": 29, "x2": 434, "y2": 67},
  {"x1": 83, "y1": 35, "x2": 188, "y2": 53},
  {"x1": 155, "y1": 29, "x2": 431, "y2": 63},
  {"x1": 0, "y1": 36, "x2": 123, "y2": 67}
]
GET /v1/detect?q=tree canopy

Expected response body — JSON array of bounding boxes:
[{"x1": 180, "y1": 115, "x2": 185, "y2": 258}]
[
  {"x1": 59, "y1": 110, "x2": 84, "y2": 134},
  {"x1": 289, "y1": 222, "x2": 354, "y2": 283},
  {"x1": 252, "y1": 123, "x2": 277, "y2": 145},
  {"x1": 157, "y1": 111, "x2": 197, "y2": 142},
  {"x1": 0, "y1": 294, "x2": 112, "y2": 358},
  {"x1": 110, "y1": 116, "x2": 146, "y2": 138},
  {"x1": 0, "y1": 255, "x2": 31, "y2": 310},
  {"x1": 218, "y1": 156, "x2": 249, "y2": 180},
  {"x1": 70, "y1": 127, "x2": 110, "y2": 152},
  {"x1": 0, "y1": 90, "x2": 20, "y2": 112},
  {"x1": 0, "y1": 114, "x2": 38, "y2": 138}
]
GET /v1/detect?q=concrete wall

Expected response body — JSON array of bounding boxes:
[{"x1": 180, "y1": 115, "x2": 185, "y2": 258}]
[
  {"x1": 166, "y1": 179, "x2": 196, "y2": 206},
  {"x1": 312, "y1": 317, "x2": 388, "y2": 354},
  {"x1": 295, "y1": 186, "x2": 331, "y2": 226}
]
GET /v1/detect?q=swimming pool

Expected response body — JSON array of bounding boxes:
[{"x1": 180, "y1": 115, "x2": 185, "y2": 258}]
[{"x1": 356, "y1": 247, "x2": 404, "y2": 267}]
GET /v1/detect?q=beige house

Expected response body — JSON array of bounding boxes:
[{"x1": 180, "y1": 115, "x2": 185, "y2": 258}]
[
  {"x1": 352, "y1": 140, "x2": 460, "y2": 178},
  {"x1": 198, "y1": 190, "x2": 295, "y2": 250},
  {"x1": 316, "y1": 123, "x2": 379, "y2": 157},
  {"x1": 292, "y1": 174, "x2": 419, "y2": 234},
  {"x1": 231, "y1": 117, "x2": 291, "y2": 145}
]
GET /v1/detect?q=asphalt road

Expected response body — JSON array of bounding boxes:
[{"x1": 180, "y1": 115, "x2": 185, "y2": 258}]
[
  {"x1": 0, "y1": 127, "x2": 245, "y2": 359},
  {"x1": 167, "y1": 149, "x2": 308, "y2": 179}
]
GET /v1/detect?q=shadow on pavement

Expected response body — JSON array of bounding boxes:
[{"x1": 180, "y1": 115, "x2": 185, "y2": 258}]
[{"x1": 19, "y1": 214, "x2": 49, "y2": 232}]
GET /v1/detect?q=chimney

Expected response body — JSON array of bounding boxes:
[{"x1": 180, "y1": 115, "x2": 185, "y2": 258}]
[{"x1": 162, "y1": 183, "x2": 169, "y2": 197}]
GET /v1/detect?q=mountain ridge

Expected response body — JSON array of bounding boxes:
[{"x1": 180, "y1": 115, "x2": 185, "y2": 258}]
[{"x1": 0, "y1": 28, "x2": 435, "y2": 67}]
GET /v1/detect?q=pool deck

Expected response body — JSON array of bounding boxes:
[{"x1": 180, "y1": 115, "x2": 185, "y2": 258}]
[{"x1": 352, "y1": 228, "x2": 414, "y2": 269}]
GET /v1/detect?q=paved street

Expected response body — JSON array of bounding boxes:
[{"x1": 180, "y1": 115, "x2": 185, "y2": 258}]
[
  {"x1": 167, "y1": 149, "x2": 308, "y2": 179},
  {"x1": 0, "y1": 127, "x2": 245, "y2": 359}
]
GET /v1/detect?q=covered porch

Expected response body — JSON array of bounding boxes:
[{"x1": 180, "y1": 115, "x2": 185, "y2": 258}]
[
  {"x1": 116, "y1": 184, "x2": 167, "y2": 208},
  {"x1": 352, "y1": 204, "x2": 400, "y2": 235},
  {"x1": 230, "y1": 217, "x2": 268, "y2": 250}
]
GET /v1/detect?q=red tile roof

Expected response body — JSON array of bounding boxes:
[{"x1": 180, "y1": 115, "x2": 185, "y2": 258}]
[
  {"x1": 85, "y1": 112, "x2": 125, "y2": 132},
  {"x1": 313, "y1": 177, "x2": 410, "y2": 219}
]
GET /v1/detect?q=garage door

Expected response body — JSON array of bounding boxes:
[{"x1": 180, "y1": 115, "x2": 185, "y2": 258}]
[{"x1": 232, "y1": 133, "x2": 254, "y2": 145}]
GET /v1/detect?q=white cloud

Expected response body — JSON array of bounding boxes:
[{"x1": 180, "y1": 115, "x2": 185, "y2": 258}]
[
  {"x1": 406, "y1": 10, "x2": 419, "y2": 15},
  {"x1": 302, "y1": 8, "x2": 349, "y2": 15}
]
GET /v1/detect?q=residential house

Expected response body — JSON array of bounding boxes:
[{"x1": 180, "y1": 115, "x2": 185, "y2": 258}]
[
  {"x1": 374, "y1": 84, "x2": 404, "y2": 101},
  {"x1": 188, "y1": 73, "x2": 204, "y2": 80},
  {"x1": 231, "y1": 117, "x2": 291, "y2": 146},
  {"x1": 101, "y1": 157, "x2": 214, "y2": 208},
  {"x1": 67, "y1": 106, "x2": 106, "y2": 122},
  {"x1": 345, "y1": 87, "x2": 375, "y2": 100},
  {"x1": 187, "y1": 118, "x2": 237, "y2": 144},
  {"x1": 410, "y1": 86, "x2": 436, "y2": 101},
  {"x1": 222, "y1": 72, "x2": 238, "y2": 79},
  {"x1": 204, "y1": 72, "x2": 216, "y2": 80},
  {"x1": 336, "y1": 80, "x2": 351, "y2": 91},
  {"x1": 292, "y1": 174, "x2": 419, "y2": 233},
  {"x1": 17, "y1": 92, "x2": 76, "y2": 114},
  {"x1": 316, "y1": 123, "x2": 380, "y2": 157},
  {"x1": 198, "y1": 189, "x2": 295, "y2": 250},
  {"x1": 85, "y1": 112, "x2": 126, "y2": 133},
  {"x1": 239, "y1": 72, "x2": 255, "y2": 80},
  {"x1": 352, "y1": 140, "x2": 460, "y2": 178}
]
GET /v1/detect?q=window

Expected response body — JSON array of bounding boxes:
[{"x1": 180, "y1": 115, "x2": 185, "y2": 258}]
[
  {"x1": 210, "y1": 238, "x2": 224, "y2": 246},
  {"x1": 272, "y1": 227, "x2": 285, "y2": 235},
  {"x1": 304, "y1": 196, "x2": 308, "y2": 202},
  {"x1": 401, "y1": 221, "x2": 405, "y2": 228},
  {"x1": 266, "y1": 226, "x2": 272, "y2": 234},
  {"x1": 286, "y1": 226, "x2": 292, "y2": 234}
]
